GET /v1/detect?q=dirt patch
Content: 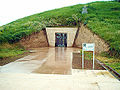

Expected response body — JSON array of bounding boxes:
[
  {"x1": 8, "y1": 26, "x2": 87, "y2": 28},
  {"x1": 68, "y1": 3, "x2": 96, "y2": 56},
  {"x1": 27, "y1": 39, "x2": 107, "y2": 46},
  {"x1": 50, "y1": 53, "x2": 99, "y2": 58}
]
[
  {"x1": 74, "y1": 24, "x2": 109, "y2": 53},
  {"x1": 20, "y1": 30, "x2": 49, "y2": 49},
  {"x1": 0, "y1": 52, "x2": 29, "y2": 66},
  {"x1": 72, "y1": 53, "x2": 105, "y2": 70}
]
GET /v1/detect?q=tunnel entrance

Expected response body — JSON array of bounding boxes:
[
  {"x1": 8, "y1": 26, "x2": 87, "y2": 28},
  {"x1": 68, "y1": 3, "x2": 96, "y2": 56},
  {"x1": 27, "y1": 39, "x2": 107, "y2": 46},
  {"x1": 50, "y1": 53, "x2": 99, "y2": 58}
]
[{"x1": 55, "y1": 33, "x2": 67, "y2": 47}]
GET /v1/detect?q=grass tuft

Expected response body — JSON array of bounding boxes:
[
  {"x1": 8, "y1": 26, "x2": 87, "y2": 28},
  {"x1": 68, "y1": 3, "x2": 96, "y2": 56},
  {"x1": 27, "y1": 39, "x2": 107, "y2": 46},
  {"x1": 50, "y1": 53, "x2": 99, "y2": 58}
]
[{"x1": 0, "y1": 43, "x2": 26, "y2": 59}]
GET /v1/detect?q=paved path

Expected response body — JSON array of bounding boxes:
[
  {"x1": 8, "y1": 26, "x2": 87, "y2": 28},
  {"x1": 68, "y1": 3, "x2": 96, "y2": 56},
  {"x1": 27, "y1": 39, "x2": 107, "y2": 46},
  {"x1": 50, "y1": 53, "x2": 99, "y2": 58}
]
[
  {"x1": 0, "y1": 70, "x2": 120, "y2": 90},
  {"x1": 0, "y1": 47, "x2": 120, "y2": 90}
]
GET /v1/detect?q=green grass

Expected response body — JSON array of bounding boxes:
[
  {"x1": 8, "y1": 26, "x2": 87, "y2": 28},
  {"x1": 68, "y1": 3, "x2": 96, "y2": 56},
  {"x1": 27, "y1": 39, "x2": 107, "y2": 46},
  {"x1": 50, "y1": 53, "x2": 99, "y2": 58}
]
[
  {"x1": 0, "y1": 43, "x2": 26, "y2": 59},
  {"x1": 0, "y1": 48, "x2": 25, "y2": 59},
  {"x1": 79, "y1": 50, "x2": 93, "y2": 60},
  {"x1": 0, "y1": 1, "x2": 120, "y2": 58},
  {"x1": 96, "y1": 55, "x2": 120, "y2": 74},
  {"x1": 106, "y1": 63, "x2": 120, "y2": 74},
  {"x1": 86, "y1": 1, "x2": 120, "y2": 58}
]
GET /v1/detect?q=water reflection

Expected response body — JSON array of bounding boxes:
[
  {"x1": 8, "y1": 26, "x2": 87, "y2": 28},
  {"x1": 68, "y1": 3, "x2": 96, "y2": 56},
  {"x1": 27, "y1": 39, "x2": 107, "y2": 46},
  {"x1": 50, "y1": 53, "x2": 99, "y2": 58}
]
[
  {"x1": 33, "y1": 47, "x2": 73, "y2": 75},
  {"x1": 1, "y1": 47, "x2": 78, "y2": 75}
]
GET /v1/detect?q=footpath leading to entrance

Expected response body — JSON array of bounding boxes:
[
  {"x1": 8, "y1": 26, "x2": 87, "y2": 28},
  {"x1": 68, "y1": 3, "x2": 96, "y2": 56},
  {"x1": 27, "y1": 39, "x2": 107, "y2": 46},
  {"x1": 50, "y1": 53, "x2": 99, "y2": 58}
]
[{"x1": 0, "y1": 47, "x2": 120, "y2": 90}]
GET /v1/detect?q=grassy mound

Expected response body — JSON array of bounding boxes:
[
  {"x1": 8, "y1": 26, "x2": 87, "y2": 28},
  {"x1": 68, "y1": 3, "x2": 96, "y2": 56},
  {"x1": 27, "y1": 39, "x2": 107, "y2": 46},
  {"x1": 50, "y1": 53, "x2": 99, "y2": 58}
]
[{"x1": 0, "y1": 1, "x2": 120, "y2": 58}]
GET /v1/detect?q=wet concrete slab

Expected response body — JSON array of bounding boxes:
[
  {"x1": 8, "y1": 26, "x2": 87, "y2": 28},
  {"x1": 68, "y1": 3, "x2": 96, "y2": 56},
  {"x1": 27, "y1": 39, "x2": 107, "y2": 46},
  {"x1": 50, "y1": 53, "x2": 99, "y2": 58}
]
[
  {"x1": 0, "y1": 47, "x2": 79, "y2": 74},
  {"x1": 0, "y1": 47, "x2": 120, "y2": 90}
]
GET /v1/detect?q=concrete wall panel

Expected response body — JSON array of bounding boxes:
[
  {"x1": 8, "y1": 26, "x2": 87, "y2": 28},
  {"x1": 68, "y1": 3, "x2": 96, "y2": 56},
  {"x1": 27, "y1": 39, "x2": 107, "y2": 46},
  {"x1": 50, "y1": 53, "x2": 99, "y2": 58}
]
[{"x1": 46, "y1": 28, "x2": 77, "y2": 47}]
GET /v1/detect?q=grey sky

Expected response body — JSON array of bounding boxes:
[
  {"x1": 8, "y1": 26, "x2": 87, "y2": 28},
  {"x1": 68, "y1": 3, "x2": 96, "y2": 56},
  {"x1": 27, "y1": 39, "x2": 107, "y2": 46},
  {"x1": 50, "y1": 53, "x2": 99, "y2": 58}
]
[{"x1": 0, "y1": 0, "x2": 110, "y2": 26}]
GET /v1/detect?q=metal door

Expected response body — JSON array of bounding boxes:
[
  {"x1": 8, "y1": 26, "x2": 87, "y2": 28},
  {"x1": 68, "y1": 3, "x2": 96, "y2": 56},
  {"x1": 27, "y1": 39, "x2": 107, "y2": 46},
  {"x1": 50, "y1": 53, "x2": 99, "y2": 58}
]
[{"x1": 55, "y1": 33, "x2": 67, "y2": 47}]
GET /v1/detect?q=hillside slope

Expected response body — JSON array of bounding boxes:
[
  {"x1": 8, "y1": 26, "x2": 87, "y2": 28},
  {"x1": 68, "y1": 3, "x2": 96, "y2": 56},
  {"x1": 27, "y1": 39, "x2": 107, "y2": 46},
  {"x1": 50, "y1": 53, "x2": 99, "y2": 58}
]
[{"x1": 0, "y1": 1, "x2": 120, "y2": 58}]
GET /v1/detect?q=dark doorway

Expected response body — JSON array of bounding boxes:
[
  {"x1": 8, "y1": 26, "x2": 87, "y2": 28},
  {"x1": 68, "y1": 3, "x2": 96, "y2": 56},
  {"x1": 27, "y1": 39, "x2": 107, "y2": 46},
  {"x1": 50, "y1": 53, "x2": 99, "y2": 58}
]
[{"x1": 55, "y1": 33, "x2": 67, "y2": 47}]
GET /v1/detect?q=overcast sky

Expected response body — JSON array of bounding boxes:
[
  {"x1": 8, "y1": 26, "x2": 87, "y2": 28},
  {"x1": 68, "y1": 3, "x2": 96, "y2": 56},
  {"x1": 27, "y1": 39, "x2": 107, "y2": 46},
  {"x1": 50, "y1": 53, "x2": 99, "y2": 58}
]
[{"x1": 0, "y1": 0, "x2": 110, "y2": 26}]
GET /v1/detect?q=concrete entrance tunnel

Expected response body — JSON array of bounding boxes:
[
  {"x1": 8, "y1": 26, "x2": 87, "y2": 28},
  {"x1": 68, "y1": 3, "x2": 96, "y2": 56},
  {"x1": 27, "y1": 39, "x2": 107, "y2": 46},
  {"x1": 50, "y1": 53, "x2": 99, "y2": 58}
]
[
  {"x1": 20, "y1": 25, "x2": 109, "y2": 53},
  {"x1": 46, "y1": 27, "x2": 77, "y2": 47}
]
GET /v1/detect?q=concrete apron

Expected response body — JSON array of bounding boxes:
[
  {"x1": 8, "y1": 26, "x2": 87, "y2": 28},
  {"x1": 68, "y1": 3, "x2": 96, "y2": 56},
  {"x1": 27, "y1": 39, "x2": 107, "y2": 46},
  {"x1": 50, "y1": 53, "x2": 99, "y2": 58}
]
[
  {"x1": 0, "y1": 47, "x2": 120, "y2": 90},
  {"x1": 0, "y1": 47, "x2": 75, "y2": 74}
]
